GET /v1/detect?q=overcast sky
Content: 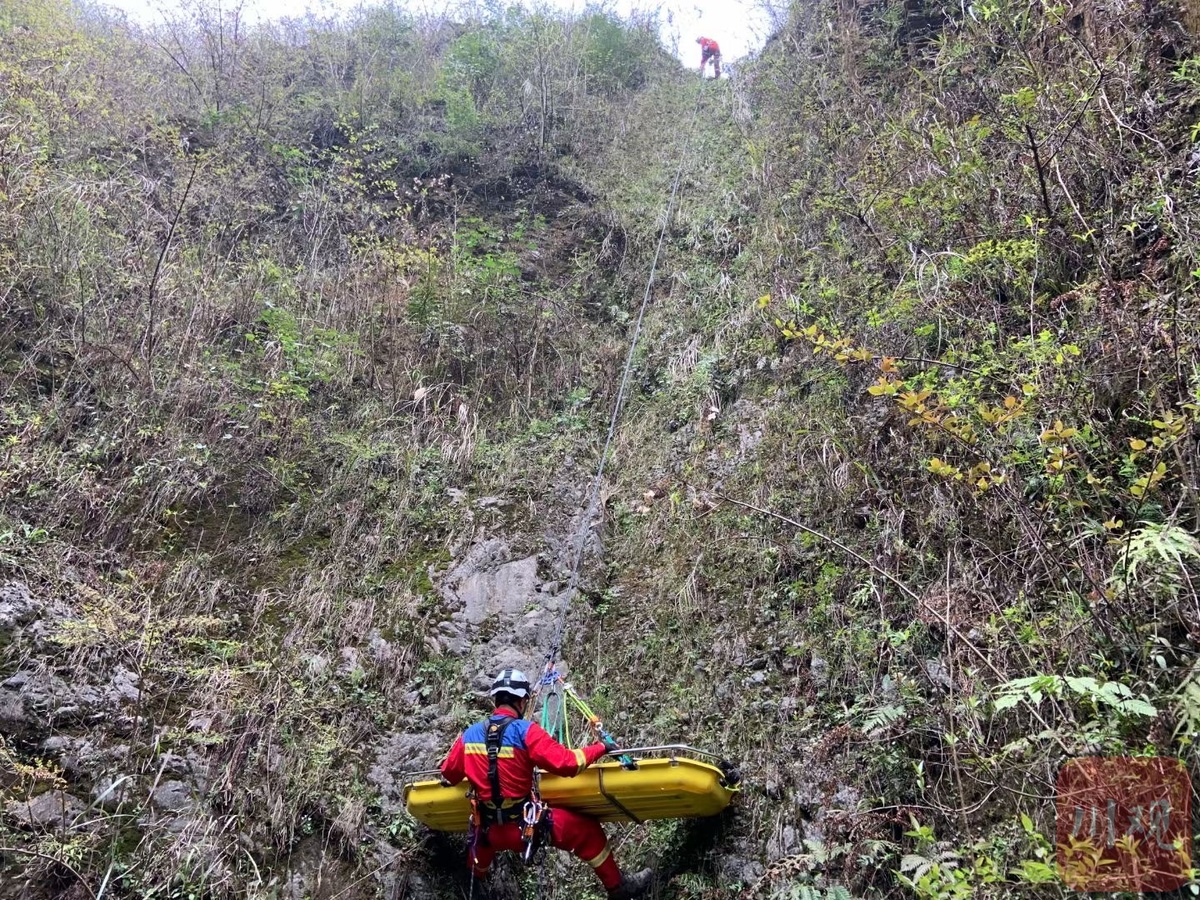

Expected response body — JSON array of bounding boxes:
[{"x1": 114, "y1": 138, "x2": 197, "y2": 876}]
[{"x1": 94, "y1": 0, "x2": 778, "y2": 68}]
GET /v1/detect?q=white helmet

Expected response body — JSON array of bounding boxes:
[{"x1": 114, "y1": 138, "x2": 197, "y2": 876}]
[{"x1": 490, "y1": 668, "x2": 531, "y2": 698}]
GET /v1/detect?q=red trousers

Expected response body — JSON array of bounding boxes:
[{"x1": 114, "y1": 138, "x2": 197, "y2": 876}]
[{"x1": 468, "y1": 807, "x2": 622, "y2": 890}]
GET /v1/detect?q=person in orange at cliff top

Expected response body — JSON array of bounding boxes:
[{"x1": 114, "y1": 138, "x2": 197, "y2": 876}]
[
  {"x1": 439, "y1": 668, "x2": 655, "y2": 900},
  {"x1": 697, "y1": 36, "x2": 721, "y2": 79}
]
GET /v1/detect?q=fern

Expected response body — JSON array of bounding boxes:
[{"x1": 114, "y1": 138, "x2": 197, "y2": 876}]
[
  {"x1": 992, "y1": 674, "x2": 1157, "y2": 717},
  {"x1": 773, "y1": 885, "x2": 855, "y2": 900},
  {"x1": 1173, "y1": 659, "x2": 1200, "y2": 740},
  {"x1": 899, "y1": 847, "x2": 960, "y2": 882},
  {"x1": 1110, "y1": 521, "x2": 1200, "y2": 597},
  {"x1": 861, "y1": 702, "x2": 906, "y2": 735}
]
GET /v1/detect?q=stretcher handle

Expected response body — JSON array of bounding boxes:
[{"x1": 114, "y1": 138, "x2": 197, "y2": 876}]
[{"x1": 402, "y1": 744, "x2": 734, "y2": 782}]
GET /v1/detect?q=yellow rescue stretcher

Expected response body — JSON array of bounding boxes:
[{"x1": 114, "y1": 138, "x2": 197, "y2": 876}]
[{"x1": 403, "y1": 745, "x2": 740, "y2": 832}]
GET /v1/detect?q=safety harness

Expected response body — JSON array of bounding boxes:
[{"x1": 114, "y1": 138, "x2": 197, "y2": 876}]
[
  {"x1": 469, "y1": 715, "x2": 551, "y2": 865},
  {"x1": 485, "y1": 716, "x2": 515, "y2": 812}
]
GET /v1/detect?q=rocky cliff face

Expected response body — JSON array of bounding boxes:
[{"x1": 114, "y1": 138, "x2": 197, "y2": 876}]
[
  {"x1": 0, "y1": 515, "x2": 629, "y2": 899},
  {"x1": 6, "y1": 0, "x2": 1200, "y2": 896}
]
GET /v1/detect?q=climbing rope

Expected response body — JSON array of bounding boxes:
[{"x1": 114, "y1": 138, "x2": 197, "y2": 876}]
[
  {"x1": 522, "y1": 82, "x2": 708, "y2": 900},
  {"x1": 537, "y1": 83, "x2": 707, "y2": 689}
]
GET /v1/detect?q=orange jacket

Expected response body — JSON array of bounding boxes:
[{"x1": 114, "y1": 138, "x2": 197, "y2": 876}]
[{"x1": 699, "y1": 37, "x2": 720, "y2": 55}]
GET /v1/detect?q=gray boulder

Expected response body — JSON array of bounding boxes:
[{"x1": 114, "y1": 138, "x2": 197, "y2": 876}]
[
  {"x1": 0, "y1": 581, "x2": 41, "y2": 631},
  {"x1": 5, "y1": 790, "x2": 86, "y2": 831}
]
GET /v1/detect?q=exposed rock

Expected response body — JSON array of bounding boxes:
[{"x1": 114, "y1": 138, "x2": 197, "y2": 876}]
[
  {"x1": 281, "y1": 835, "x2": 359, "y2": 900},
  {"x1": 440, "y1": 541, "x2": 538, "y2": 626},
  {"x1": 367, "y1": 731, "x2": 444, "y2": 814},
  {"x1": 0, "y1": 670, "x2": 103, "y2": 734},
  {"x1": 13, "y1": 669, "x2": 136, "y2": 731},
  {"x1": 91, "y1": 773, "x2": 133, "y2": 810},
  {"x1": 510, "y1": 604, "x2": 559, "y2": 651},
  {"x1": 531, "y1": 465, "x2": 607, "y2": 594},
  {"x1": 388, "y1": 870, "x2": 436, "y2": 898},
  {"x1": 151, "y1": 780, "x2": 196, "y2": 813},
  {"x1": 717, "y1": 854, "x2": 765, "y2": 884},
  {"x1": 5, "y1": 791, "x2": 86, "y2": 830},
  {"x1": 436, "y1": 619, "x2": 469, "y2": 656},
  {"x1": 0, "y1": 581, "x2": 41, "y2": 631},
  {"x1": 158, "y1": 752, "x2": 194, "y2": 776},
  {"x1": 921, "y1": 657, "x2": 954, "y2": 690},
  {"x1": 809, "y1": 655, "x2": 829, "y2": 686},
  {"x1": 769, "y1": 824, "x2": 802, "y2": 861},
  {"x1": 469, "y1": 646, "x2": 541, "y2": 693},
  {"x1": 432, "y1": 538, "x2": 575, "y2": 679},
  {"x1": 367, "y1": 629, "x2": 396, "y2": 666},
  {"x1": 714, "y1": 678, "x2": 737, "y2": 701},
  {"x1": 108, "y1": 667, "x2": 142, "y2": 704}
]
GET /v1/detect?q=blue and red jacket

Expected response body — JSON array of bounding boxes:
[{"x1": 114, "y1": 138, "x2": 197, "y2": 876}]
[{"x1": 441, "y1": 706, "x2": 608, "y2": 804}]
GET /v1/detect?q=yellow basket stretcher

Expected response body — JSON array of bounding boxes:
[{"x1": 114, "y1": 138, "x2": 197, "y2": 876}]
[{"x1": 403, "y1": 745, "x2": 739, "y2": 833}]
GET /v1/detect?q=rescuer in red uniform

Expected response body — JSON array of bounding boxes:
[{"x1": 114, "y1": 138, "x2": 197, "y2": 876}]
[
  {"x1": 697, "y1": 36, "x2": 721, "y2": 79},
  {"x1": 440, "y1": 669, "x2": 654, "y2": 899}
]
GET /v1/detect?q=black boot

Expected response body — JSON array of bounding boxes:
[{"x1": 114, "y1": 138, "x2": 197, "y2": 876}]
[{"x1": 607, "y1": 868, "x2": 654, "y2": 900}]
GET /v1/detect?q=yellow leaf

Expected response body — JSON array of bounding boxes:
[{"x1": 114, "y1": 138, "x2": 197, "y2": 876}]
[
  {"x1": 880, "y1": 356, "x2": 899, "y2": 373},
  {"x1": 928, "y1": 458, "x2": 959, "y2": 478},
  {"x1": 1103, "y1": 518, "x2": 1124, "y2": 530},
  {"x1": 1129, "y1": 438, "x2": 1147, "y2": 451},
  {"x1": 757, "y1": 294, "x2": 771, "y2": 308}
]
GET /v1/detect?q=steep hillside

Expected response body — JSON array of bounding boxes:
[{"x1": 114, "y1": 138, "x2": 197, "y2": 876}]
[{"x1": 2, "y1": 0, "x2": 1200, "y2": 898}]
